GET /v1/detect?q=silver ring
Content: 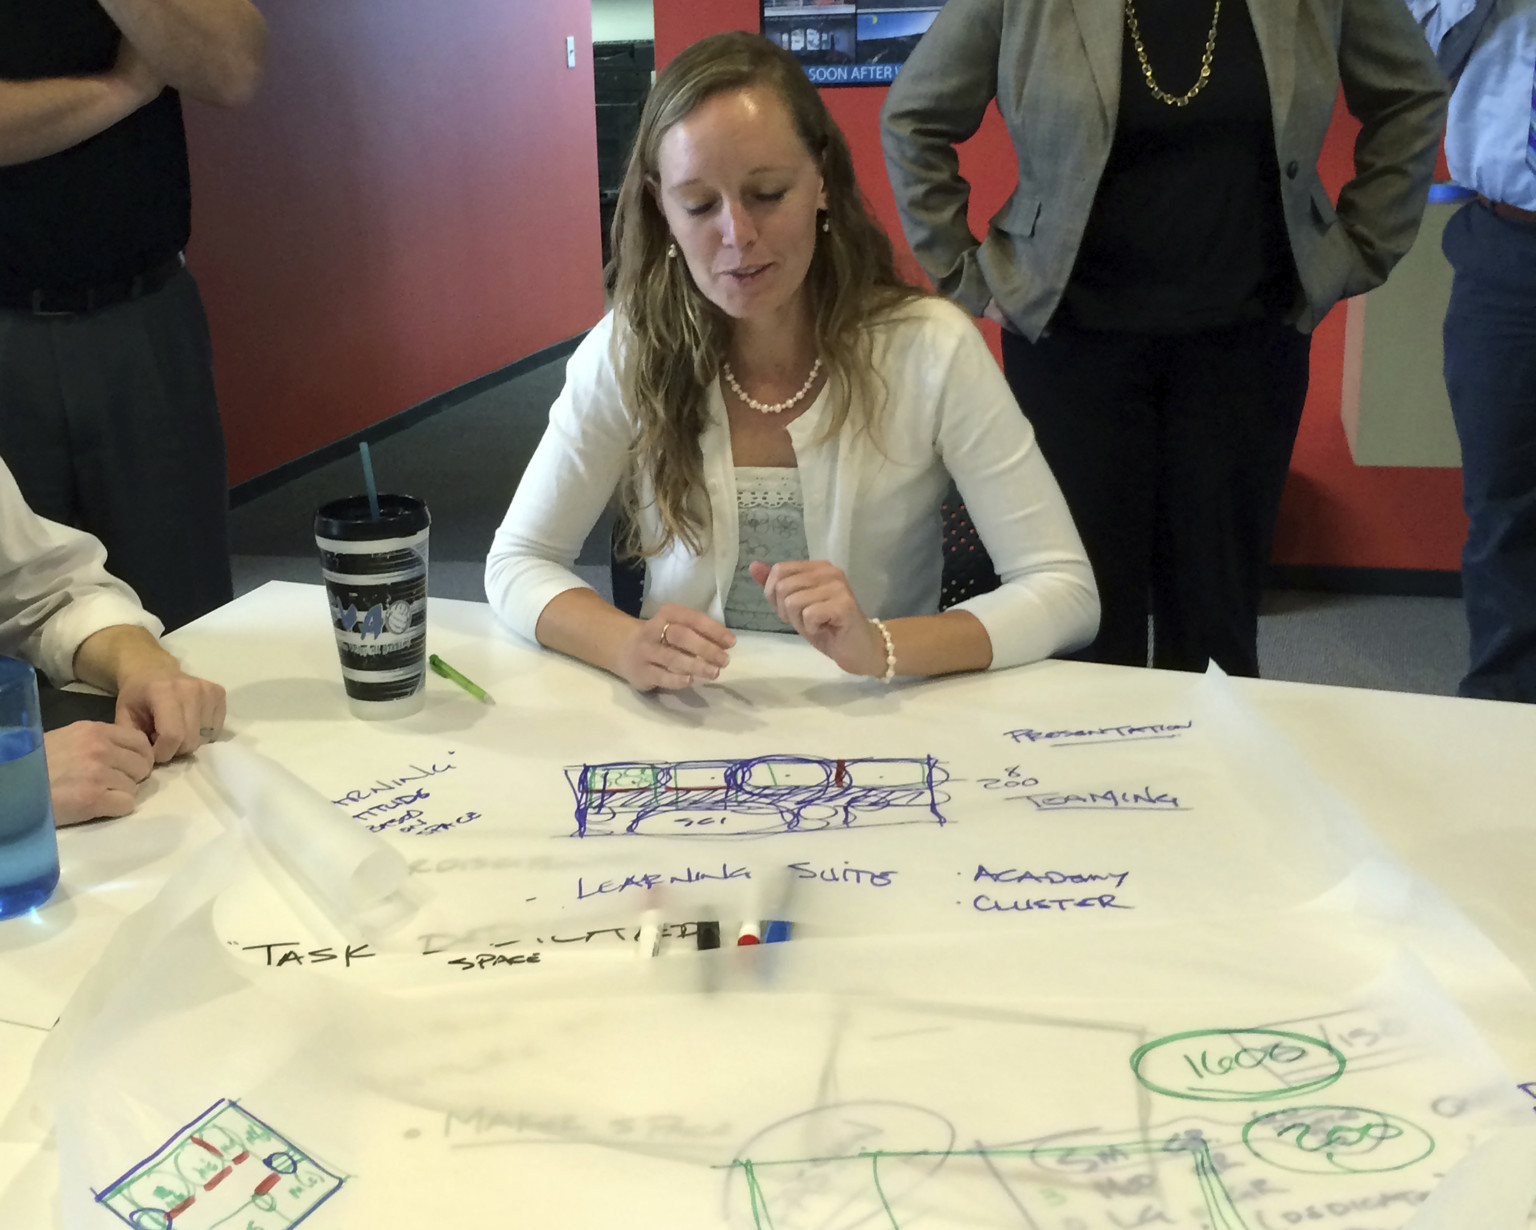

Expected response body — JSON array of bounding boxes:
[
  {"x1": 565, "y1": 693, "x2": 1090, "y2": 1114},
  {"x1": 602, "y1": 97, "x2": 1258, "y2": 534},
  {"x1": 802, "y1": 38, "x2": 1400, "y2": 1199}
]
[{"x1": 659, "y1": 622, "x2": 672, "y2": 648}]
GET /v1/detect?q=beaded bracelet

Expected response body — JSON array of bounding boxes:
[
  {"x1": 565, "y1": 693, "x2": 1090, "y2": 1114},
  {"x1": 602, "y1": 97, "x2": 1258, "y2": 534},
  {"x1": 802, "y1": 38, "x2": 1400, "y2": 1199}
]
[{"x1": 867, "y1": 617, "x2": 897, "y2": 684}]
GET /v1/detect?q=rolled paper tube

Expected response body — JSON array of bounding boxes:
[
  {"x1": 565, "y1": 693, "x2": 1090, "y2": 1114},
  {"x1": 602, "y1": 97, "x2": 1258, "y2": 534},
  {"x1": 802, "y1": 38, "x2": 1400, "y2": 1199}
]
[{"x1": 201, "y1": 743, "x2": 410, "y2": 919}]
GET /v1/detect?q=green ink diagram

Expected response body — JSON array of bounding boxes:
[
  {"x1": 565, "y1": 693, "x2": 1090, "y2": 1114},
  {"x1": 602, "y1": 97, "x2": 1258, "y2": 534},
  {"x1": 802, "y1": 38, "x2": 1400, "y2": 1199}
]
[
  {"x1": 94, "y1": 1099, "x2": 343, "y2": 1230},
  {"x1": 723, "y1": 1102, "x2": 1248, "y2": 1230}
]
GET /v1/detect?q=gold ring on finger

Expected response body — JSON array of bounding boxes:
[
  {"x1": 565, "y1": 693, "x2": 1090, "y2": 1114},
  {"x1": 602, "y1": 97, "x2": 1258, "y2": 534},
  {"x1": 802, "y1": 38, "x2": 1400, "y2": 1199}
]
[{"x1": 660, "y1": 621, "x2": 672, "y2": 647}]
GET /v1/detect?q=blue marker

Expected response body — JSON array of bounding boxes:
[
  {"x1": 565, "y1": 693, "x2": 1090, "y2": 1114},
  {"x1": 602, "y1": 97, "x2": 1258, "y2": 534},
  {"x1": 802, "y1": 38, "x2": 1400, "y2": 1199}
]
[{"x1": 763, "y1": 919, "x2": 792, "y2": 943}]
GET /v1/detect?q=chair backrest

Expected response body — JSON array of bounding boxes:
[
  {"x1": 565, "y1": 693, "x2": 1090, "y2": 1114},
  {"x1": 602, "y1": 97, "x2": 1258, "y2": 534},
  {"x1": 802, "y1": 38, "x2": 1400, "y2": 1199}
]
[
  {"x1": 940, "y1": 494, "x2": 1000, "y2": 610},
  {"x1": 610, "y1": 519, "x2": 645, "y2": 617},
  {"x1": 612, "y1": 495, "x2": 1000, "y2": 616}
]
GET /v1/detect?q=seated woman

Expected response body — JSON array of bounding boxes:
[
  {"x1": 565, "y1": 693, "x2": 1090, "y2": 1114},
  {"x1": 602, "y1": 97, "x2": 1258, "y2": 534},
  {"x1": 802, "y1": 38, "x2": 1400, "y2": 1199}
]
[{"x1": 486, "y1": 31, "x2": 1097, "y2": 690}]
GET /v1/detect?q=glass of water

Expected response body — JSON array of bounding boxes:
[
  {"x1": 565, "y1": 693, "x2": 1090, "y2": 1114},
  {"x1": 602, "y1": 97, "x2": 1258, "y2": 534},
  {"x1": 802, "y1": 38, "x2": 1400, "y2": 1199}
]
[{"x1": 0, "y1": 656, "x2": 59, "y2": 920}]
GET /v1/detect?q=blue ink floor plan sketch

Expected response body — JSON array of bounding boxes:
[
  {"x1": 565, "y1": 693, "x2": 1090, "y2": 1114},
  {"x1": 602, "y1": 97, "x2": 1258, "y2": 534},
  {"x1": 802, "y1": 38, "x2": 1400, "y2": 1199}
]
[{"x1": 566, "y1": 755, "x2": 949, "y2": 837}]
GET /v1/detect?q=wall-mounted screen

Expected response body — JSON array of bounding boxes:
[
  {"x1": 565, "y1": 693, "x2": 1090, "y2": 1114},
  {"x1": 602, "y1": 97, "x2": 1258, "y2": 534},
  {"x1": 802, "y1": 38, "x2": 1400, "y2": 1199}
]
[{"x1": 761, "y1": 1, "x2": 951, "y2": 85}]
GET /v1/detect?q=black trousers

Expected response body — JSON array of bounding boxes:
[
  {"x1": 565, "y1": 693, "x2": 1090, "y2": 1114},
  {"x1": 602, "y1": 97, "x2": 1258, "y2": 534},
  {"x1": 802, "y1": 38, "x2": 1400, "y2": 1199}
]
[
  {"x1": 1442, "y1": 201, "x2": 1536, "y2": 703},
  {"x1": 0, "y1": 268, "x2": 233, "y2": 631},
  {"x1": 1001, "y1": 318, "x2": 1311, "y2": 676}
]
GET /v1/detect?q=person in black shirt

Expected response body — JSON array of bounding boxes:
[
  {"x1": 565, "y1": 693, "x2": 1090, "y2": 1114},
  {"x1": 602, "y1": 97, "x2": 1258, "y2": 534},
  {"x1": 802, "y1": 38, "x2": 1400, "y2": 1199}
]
[
  {"x1": 881, "y1": 0, "x2": 1447, "y2": 676},
  {"x1": 0, "y1": 0, "x2": 266, "y2": 631}
]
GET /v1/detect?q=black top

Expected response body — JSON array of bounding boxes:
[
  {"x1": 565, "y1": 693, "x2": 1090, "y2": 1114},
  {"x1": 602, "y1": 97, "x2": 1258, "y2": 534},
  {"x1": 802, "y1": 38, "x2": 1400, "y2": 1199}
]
[
  {"x1": 0, "y1": 0, "x2": 191, "y2": 296},
  {"x1": 1057, "y1": 0, "x2": 1298, "y2": 333}
]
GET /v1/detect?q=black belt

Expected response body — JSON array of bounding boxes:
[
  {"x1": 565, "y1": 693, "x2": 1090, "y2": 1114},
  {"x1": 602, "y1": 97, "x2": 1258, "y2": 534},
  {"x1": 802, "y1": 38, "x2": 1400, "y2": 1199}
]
[{"x1": 0, "y1": 252, "x2": 185, "y2": 316}]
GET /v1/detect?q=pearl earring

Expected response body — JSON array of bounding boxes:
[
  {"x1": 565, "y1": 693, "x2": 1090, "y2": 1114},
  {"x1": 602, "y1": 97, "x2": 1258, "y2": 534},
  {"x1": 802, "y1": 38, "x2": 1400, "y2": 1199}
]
[
  {"x1": 821, "y1": 215, "x2": 830, "y2": 234},
  {"x1": 666, "y1": 242, "x2": 678, "y2": 258}
]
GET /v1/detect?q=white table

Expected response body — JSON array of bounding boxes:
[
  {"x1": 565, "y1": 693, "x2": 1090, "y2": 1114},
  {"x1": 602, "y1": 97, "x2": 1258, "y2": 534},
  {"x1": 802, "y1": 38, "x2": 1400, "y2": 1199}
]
[{"x1": 2, "y1": 581, "x2": 1533, "y2": 1230}]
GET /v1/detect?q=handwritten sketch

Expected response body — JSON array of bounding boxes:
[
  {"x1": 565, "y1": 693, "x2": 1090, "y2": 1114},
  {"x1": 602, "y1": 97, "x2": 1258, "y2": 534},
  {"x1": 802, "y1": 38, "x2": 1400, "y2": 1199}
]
[
  {"x1": 723, "y1": 1102, "x2": 1247, "y2": 1230},
  {"x1": 95, "y1": 1099, "x2": 343, "y2": 1230},
  {"x1": 566, "y1": 755, "x2": 949, "y2": 838}
]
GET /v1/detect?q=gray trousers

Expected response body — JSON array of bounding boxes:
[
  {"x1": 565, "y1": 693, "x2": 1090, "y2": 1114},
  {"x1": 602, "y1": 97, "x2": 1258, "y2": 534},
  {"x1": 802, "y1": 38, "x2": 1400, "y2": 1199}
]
[{"x1": 0, "y1": 267, "x2": 233, "y2": 632}]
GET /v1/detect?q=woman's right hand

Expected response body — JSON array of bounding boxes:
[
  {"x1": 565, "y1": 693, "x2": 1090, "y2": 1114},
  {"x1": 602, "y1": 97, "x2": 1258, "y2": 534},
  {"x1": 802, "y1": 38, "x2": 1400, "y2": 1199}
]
[{"x1": 617, "y1": 603, "x2": 735, "y2": 692}]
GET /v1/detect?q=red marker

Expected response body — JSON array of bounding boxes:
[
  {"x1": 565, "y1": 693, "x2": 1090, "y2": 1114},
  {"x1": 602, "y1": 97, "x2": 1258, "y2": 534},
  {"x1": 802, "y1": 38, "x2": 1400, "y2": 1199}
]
[{"x1": 736, "y1": 921, "x2": 761, "y2": 946}]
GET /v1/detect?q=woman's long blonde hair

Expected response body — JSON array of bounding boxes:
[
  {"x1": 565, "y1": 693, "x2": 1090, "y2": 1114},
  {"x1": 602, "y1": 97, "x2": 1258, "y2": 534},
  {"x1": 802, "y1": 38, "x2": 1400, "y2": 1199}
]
[{"x1": 607, "y1": 30, "x2": 925, "y2": 558}]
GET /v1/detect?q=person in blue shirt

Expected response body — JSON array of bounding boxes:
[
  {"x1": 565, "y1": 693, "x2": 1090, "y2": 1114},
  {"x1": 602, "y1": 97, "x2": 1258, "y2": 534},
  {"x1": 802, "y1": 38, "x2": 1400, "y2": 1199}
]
[{"x1": 1409, "y1": 0, "x2": 1536, "y2": 702}]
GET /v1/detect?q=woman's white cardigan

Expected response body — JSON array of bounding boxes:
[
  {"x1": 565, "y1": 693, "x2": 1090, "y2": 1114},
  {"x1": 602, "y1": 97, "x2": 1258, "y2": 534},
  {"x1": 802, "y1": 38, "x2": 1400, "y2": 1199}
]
[{"x1": 486, "y1": 298, "x2": 1098, "y2": 670}]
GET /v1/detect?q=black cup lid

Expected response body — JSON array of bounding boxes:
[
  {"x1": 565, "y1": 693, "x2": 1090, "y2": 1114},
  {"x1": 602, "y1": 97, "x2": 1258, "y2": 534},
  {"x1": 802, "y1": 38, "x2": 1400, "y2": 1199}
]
[{"x1": 315, "y1": 494, "x2": 430, "y2": 541}]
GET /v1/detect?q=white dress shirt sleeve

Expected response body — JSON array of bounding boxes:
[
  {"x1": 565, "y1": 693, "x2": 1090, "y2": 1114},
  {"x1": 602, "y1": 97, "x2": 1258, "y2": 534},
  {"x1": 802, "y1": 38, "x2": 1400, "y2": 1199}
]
[{"x1": 0, "y1": 459, "x2": 162, "y2": 685}]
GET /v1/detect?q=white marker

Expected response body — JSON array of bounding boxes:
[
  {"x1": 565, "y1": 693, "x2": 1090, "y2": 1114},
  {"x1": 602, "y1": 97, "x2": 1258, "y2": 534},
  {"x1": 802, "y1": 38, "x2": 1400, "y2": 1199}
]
[{"x1": 638, "y1": 908, "x2": 662, "y2": 959}]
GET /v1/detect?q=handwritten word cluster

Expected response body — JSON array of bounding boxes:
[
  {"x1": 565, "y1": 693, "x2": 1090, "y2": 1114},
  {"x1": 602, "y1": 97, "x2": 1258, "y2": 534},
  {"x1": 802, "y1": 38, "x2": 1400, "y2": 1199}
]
[{"x1": 972, "y1": 866, "x2": 1134, "y2": 914}]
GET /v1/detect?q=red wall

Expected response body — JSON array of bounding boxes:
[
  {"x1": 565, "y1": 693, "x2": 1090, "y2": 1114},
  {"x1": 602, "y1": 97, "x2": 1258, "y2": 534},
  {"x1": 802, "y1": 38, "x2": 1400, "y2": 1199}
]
[
  {"x1": 656, "y1": 1, "x2": 1465, "y2": 572},
  {"x1": 185, "y1": 0, "x2": 604, "y2": 485}
]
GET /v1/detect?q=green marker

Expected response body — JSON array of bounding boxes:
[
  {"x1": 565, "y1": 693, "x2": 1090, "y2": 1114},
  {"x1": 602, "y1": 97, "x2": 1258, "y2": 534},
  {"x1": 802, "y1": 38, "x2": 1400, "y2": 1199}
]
[{"x1": 428, "y1": 654, "x2": 495, "y2": 704}]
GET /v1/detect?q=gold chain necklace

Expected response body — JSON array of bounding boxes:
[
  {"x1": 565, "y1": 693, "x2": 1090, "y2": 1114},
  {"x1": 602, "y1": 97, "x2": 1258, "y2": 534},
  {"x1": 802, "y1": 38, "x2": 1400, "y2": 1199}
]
[{"x1": 1124, "y1": 0, "x2": 1221, "y2": 107}]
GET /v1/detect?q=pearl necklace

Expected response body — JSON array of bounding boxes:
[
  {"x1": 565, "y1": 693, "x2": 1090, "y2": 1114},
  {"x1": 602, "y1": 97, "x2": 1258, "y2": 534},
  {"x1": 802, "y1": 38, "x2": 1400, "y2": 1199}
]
[{"x1": 722, "y1": 357, "x2": 823, "y2": 415}]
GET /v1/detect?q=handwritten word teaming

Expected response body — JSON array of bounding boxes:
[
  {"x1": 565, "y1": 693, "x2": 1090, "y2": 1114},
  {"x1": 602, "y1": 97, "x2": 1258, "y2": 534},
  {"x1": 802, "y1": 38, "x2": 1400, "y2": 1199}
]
[
  {"x1": 787, "y1": 861, "x2": 896, "y2": 887},
  {"x1": 577, "y1": 864, "x2": 750, "y2": 899},
  {"x1": 1006, "y1": 721, "x2": 1192, "y2": 746},
  {"x1": 975, "y1": 866, "x2": 1130, "y2": 889},
  {"x1": 1020, "y1": 787, "x2": 1183, "y2": 812}
]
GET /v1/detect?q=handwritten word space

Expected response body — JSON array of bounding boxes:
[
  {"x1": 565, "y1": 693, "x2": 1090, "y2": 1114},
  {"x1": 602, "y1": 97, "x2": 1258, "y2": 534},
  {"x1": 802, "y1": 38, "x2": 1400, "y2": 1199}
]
[{"x1": 1007, "y1": 721, "x2": 1193, "y2": 746}]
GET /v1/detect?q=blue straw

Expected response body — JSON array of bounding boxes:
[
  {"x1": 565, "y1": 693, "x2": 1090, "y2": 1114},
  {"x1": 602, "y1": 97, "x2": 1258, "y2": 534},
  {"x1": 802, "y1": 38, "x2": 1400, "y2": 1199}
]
[{"x1": 359, "y1": 442, "x2": 380, "y2": 519}]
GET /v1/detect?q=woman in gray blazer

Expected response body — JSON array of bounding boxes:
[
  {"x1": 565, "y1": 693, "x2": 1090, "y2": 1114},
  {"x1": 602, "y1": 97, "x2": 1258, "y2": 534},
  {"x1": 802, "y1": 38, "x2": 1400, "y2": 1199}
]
[{"x1": 881, "y1": 0, "x2": 1447, "y2": 675}]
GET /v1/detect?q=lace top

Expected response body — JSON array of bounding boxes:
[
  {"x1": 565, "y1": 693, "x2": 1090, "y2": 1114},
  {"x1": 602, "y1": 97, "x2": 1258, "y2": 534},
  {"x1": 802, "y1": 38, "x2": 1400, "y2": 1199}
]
[{"x1": 723, "y1": 467, "x2": 808, "y2": 632}]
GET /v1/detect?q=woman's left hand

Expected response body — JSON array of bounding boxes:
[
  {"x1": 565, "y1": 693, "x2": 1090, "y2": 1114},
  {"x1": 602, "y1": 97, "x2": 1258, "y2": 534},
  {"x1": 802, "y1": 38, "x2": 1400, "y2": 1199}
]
[{"x1": 748, "y1": 560, "x2": 887, "y2": 677}]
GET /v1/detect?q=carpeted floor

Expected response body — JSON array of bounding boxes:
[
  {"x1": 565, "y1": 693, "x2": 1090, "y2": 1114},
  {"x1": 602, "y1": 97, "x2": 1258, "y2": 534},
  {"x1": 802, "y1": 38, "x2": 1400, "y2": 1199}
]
[{"x1": 232, "y1": 354, "x2": 1470, "y2": 698}]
